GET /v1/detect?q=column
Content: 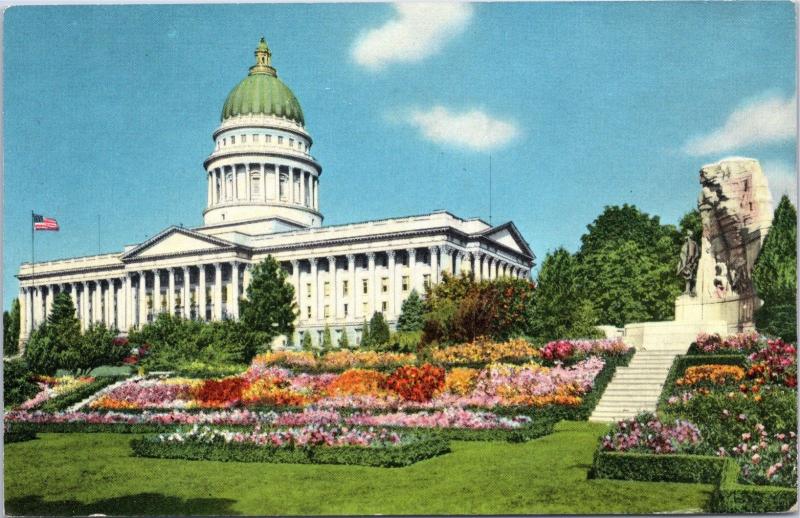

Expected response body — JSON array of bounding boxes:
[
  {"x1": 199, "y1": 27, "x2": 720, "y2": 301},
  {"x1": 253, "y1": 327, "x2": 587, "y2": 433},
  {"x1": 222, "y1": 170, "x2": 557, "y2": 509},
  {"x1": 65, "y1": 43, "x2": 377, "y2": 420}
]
[
  {"x1": 245, "y1": 168, "x2": 252, "y2": 201},
  {"x1": 153, "y1": 269, "x2": 161, "y2": 316},
  {"x1": 290, "y1": 260, "x2": 301, "y2": 314},
  {"x1": 214, "y1": 263, "x2": 223, "y2": 320},
  {"x1": 18, "y1": 288, "x2": 27, "y2": 341},
  {"x1": 168, "y1": 268, "x2": 176, "y2": 316},
  {"x1": 138, "y1": 272, "x2": 147, "y2": 327},
  {"x1": 309, "y1": 258, "x2": 319, "y2": 321},
  {"x1": 327, "y1": 256, "x2": 337, "y2": 321},
  {"x1": 230, "y1": 262, "x2": 240, "y2": 320},
  {"x1": 92, "y1": 281, "x2": 101, "y2": 324},
  {"x1": 429, "y1": 246, "x2": 440, "y2": 284},
  {"x1": 45, "y1": 285, "x2": 54, "y2": 320},
  {"x1": 198, "y1": 265, "x2": 207, "y2": 321},
  {"x1": 103, "y1": 281, "x2": 111, "y2": 326},
  {"x1": 300, "y1": 171, "x2": 307, "y2": 207},
  {"x1": 406, "y1": 249, "x2": 417, "y2": 295},
  {"x1": 366, "y1": 252, "x2": 376, "y2": 316},
  {"x1": 273, "y1": 164, "x2": 280, "y2": 201},
  {"x1": 207, "y1": 172, "x2": 213, "y2": 206},
  {"x1": 233, "y1": 166, "x2": 239, "y2": 200},
  {"x1": 182, "y1": 267, "x2": 191, "y2": 319},
  {"x1": 347, "y1": 254, "x2": 356, "y2": 321},
  {"x1": 474, "y1": 253, "x2": 483, "y2": 281},
  {"x1": 243, "y1": 263, "x2": 252, "y2": 296},
  {"x1": 386, "y1": 250, "x2": 396, "y2": 318},
  {"x1": 454, "y1": 251, "x2": 463, "y2": 276},
  {"x1": 78, "y1": 282, "x2": 87, "y2": 330}
]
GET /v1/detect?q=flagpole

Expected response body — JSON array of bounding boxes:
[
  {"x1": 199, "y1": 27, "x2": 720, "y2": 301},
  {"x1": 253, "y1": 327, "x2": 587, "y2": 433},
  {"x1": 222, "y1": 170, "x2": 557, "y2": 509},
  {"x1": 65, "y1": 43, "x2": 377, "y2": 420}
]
[{"x1": 31, "y1": 210, "x2": 35, "y2": 289}]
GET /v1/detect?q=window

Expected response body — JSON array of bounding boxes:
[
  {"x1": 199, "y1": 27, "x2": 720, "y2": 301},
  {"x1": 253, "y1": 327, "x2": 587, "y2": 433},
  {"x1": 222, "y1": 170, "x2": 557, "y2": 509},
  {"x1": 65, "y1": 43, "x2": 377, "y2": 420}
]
[
  {"x1": 216, "y1": 140, "x2": 220, "y2": 150},
  {"x1": 252, "y1": 134, "x2": 258, "y2": 142},
  {"x1": 381, "y1": 301, "x2": 387, "y2": 313},
  {"x1": 266, "y1": 135, "x2": 272, "y2": 143},
  {"x1": 362, "y1": 301, "x2": 368, "y2": 315},
  {"x1": 324, "y1": 305, "x2": 330, "y2": 318},
  {"x1": 306, "y1": 306, "x2": 312, "y2": 318},
  {"x1": 225, "y1": 172, "x2": 233, "y2": 200},
  {"x1": 222, "y1": 138, "x2": 226, "y2": 146},
  {"x1": 279, "y1": 173, "x2": 288, "y2": 200},
  {"x1": 362, "y1": 279, "x2": 368, "y2": 294},
  {"x1": 342, "y1": 280, "x2": 349, "y2": 296},
  {"x1": 306, "y1": 282, "x2": 312, "y2": 298},
  {"x1": 215, "y1": 176, "x2": 221, "y2": 201},
  {"x1": 289, "y1": 138, "x2": 294, "y2": 147},
  {"x1": 423, "y1": 274, "x2": 431, "y2": 289},
  {"x1": 251, "y1": 173, "x2": 261, "y2": 195},
  {"x1": 381, "y1": 277, "x2": 389, "y2": 292},
  {"x1": 318, "y1": 330, "x2": 323, "y2": 343},
  {"x1": 231, "y1": 136, "x2": 236, "y2": 144},
  {"x1": 324, "y1": 281, "x2": 330, "y2": 297},
  {"x1": 402, "y1": 276, "x2": 409, "y2": 292},
  {"x1": 343, "y1": 303, "x2": 349, "y2": 316},
  {"x1": 278, "y1": 136, "x2": 284, "y2": 145},
  {"x1": 241, "y1": 134, "x2": 247, "y2": 143}
]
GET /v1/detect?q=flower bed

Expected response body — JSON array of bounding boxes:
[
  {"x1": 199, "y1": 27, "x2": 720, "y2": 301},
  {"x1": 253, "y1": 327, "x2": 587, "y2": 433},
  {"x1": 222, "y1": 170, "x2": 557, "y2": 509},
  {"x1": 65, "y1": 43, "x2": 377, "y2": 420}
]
[
  {"x1": 19, "y1": 376, "x2": 97, "y2": 410},
  {"x1": 688, "y1": 332, "x2": 762, "y2": 355},
  {"x1": 430, "y1": 338, "x2": 539, "y2": 365},
  {"x1": 251, "y1": 350, "x2": 416, "y2": 372},
  {"x1": 18, "y1": 375, "x2": 125, "y2": 413},
  {"x1": 538, "y1": 338, "x2": 631, "y2": 363},
  {"x1": 130, "y1": 424, "x2": 450, "y2": 467}
]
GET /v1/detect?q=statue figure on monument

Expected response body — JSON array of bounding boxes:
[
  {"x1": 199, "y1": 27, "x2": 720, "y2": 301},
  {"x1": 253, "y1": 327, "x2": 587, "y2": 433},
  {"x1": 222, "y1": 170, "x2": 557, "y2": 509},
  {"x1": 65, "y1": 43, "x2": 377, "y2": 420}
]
[{"x1": 677, "y1": 230, "x2": 700, "y2": 296}]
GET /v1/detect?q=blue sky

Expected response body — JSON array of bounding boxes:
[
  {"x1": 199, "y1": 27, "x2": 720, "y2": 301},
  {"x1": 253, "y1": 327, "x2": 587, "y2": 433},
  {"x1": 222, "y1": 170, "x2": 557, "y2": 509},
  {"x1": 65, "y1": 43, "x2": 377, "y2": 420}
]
[{"x1": 3, "y1": 2, "x2": 797, "y2": 310}]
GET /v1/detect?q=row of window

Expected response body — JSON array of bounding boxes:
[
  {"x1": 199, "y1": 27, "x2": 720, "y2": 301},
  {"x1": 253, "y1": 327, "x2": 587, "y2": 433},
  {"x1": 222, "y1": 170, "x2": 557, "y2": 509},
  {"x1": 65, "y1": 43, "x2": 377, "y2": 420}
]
[
  {"x1": 216, "y1": 133, "x2": 309, "y2": 152},
  {"x1": 303, "y1": 275, "x2": 430, "y2": 299},
  {"x1": 304, "y1": 302, "x2": 390, "y2": 320},
  {"x1": 211, "y1": 169, "x2": 316, "y2": 206}
]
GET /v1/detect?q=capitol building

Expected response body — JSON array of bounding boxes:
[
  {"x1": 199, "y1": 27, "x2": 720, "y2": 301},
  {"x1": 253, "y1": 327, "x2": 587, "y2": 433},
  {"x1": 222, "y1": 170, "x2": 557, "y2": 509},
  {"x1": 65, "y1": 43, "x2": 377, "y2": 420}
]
[{"x1": 17, "y1": 39, "x2": 535, "y2": 347}]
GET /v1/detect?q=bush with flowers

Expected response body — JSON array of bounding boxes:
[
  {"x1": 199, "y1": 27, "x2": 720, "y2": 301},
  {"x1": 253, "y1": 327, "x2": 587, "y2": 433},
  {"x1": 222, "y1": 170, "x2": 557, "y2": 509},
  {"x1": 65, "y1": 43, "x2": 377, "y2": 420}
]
[
  {"x1": 538, "y1": 338, "x2": 631, "y2": 363},
  {"x1": 430, "y1": 338, "x2": 538, "y2": 366},
  {"x1": 600, "y1": 412, "x2": 703, "y2": 454},
  {"x1": 383, "y1": 364, "x2": 445, "y2": 402},
  {"x1": 443, "y1": 368, "x2": 479, "y2": 396},
  {"x1": 325, "y1": 369, "x2": 388, "y2": 396},
  {"x1": 716, "y1": 423, "x2": 797, "y2": 487},
  {"x1": 19, "y1": 375, "x2": 96, "y2": 410},
  {"x1": 675, "y1": 364, "x2": 746, "y2": 388},
  {"x1": 689, "y1": 332, "x2": 762, "y2": 355},
  {"x1": 746, "y1": 338, "x2": 797, "y2": 388}
]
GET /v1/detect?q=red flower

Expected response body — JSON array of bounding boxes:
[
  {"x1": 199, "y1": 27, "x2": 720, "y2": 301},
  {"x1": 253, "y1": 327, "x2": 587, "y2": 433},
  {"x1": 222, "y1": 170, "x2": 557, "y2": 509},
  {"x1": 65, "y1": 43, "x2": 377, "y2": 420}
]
[{"x1": 383, "y1": 364, "x2": 445, "y2": 402}]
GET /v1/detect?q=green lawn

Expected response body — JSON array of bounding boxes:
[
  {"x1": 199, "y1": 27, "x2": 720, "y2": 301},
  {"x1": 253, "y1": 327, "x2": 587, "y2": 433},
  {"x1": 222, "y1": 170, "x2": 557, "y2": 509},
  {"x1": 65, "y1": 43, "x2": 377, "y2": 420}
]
[{"x1": 4, "y1": 421, "x2": 714, "y2": 515}]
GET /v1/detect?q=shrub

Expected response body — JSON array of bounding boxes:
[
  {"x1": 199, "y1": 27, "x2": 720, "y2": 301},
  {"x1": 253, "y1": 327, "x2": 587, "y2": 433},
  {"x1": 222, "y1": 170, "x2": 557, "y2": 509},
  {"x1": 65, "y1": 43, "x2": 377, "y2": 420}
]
[
  {"x1": 174, "y1": 361, "x2": 248, "y2": 379},
  {"x1": 3, "y1": 359, "x2": 39, "y2": 407},
  {"x1": 365, "y1": 312, "x2": 390, "y2": 348},
  {"x1": 591, "y1": 451, "x2": 725, "y2": 483},
  {"x1": 383, "y1": 364, "x2": 445, "y2": 402}
]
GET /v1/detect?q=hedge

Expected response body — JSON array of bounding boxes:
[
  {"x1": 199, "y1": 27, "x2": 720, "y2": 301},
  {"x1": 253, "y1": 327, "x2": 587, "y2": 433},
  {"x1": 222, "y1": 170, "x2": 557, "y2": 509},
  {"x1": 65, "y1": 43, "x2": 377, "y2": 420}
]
[
  {"x1": 710, "y1": 458, "x2": 798, "y2": 513},
  {"x1": 656, "y1": 354, "x2": 747, "y2": 411},
  {"x1": 37, "y1": 376, "x2": 127, "y2": 413},
  {"x1": 3, "y1": 429, "x2": 37, "y2": 444},
  {"x1": 389, "y1": 418, "x2": 555, "y2": 443},
  {"x1": 130, "y1": 433, "x2": 451, "y2": 467},
  {"x1": 592, "y1": 451, "x2": 797, "y2": 513}
]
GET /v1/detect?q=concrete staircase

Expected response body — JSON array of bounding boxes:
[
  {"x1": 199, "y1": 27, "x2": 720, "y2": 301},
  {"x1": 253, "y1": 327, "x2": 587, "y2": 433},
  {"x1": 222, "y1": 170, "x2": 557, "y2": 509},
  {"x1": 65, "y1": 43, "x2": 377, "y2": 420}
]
[{"x1": 590, "y1": 347, "x2": 687, "y2": 423}]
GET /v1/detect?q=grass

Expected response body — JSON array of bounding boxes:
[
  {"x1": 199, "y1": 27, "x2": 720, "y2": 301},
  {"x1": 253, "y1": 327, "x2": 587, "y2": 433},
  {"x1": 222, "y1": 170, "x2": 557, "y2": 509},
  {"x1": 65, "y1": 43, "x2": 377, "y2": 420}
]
[{"x1": 4, "y1": 421, "x2": 714, "y2": 515}]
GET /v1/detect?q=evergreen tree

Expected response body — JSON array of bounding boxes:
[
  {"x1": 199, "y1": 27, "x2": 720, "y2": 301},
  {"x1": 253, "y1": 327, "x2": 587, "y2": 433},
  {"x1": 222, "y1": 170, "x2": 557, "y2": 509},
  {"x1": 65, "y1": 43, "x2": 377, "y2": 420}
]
[
  {"x1": 239, "y1": 256, "x2": 297, "y2": 341},
  {"x1": 4, "y1": 298, "x2": 20, "y2": 356},
  {"x1": 301, "y1": 331, "x2": 313, "y2": 351},
  {"x1": 396, "y1": 290, "x2": 425, "y2": 332},
  {"x1": 360, "y1": 319, "x2": 371, "y2": 348},
  {"x1": 25, "y1": 292, "x2": 82, "y2": 375},
  {"x1": 338, "y1": 328, "x2": 350, "y2": 349},
  {"x1": 529, "y1": 248, "x2": 602, "y2": 341},
  {"x1": 368, "y1": 311, "x2": 390, "y2": 347},
  {"x1": 753, "y1": 196, "x2": 797, "y2": 341},
  {"x1": 321, "y1": 325, "x2": 333, "y2": 353}
]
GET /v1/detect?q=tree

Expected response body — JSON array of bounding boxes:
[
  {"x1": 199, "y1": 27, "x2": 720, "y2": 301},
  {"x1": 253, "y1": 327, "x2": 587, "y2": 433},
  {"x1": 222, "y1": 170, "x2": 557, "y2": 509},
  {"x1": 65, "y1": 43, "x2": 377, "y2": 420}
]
[
  {"x1": 753, "y1": 196, "x2": 797, "y2": 342},
  {"x1": 679, "y1": 209, "x2": 703, "y2": 244},
  {"x1": 360, "y1": 319, "x2": 371, "y2": 348},
  {"x1": 25, "y1": 292, "x2": 82, "y2": 375},
  {"x1": 73, "y1": 323, "x2": 127, "y2": 375},
  {"x1": 396, "y1": 290, "x2": 425, "y2": 332},
  {"x1": 239, "y1": 256, "x2": 297, "y2": 341},
  {"x1": 4, "y1": 298, "x2": 21, "y2": 356},
  {"x1": 321, "y1": 325, "x2": 333, "y2": 353},
  {"x1": 301, "y1": 331, "x2": 313, "y2": 351},
  {"x1": 368, "y1": 312, "x2": 391, "y2": 347},
  {"x1": 528, "y1": 248, "x2": 602, "y2": 342},
  {"x1": 575, "y1": 205, "x2": 683, "y2": 326},
  {"x1": 338, "y1": 328, "x2": 350, "y2": 349}
]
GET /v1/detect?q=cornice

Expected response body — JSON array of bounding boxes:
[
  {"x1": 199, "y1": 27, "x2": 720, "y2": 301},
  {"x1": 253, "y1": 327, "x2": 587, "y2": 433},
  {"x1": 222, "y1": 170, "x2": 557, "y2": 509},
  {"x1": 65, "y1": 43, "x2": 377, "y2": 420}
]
[{"x1": 204, "y1": 149, "x2": 322, "y2": 173}]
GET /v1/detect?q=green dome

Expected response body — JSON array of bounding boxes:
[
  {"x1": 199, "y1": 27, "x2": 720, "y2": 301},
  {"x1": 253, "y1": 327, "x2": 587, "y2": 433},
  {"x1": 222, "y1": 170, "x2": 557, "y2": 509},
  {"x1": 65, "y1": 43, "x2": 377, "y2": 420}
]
[{"x1": 220, "y1": 38, "x2": 305, "y2": 125}]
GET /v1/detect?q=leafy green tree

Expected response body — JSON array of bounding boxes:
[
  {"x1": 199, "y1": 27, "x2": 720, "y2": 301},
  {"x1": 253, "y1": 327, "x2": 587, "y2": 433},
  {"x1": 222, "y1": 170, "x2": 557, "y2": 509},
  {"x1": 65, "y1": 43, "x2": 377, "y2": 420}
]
[
  {"x1": 3, "y1": 358, "x2": 39, "y2": 406},
  {"x1": 239, "y1": 256, "x2": 297, "y2": 341},
  {"x1": 528, "y1": 248, "x2": 602, "y2": 342},
  {"x1": 321, "y1": 325, "x2": 333, "y2": 353},
  {"x1": 397, "y1": 290, "x2": 425, "y2": 332},
  {"x1": 73, "y1": 323, "x2": 126, "y2": 375},
  {"x1": 578, "y1": 238, "x2": 681, "y2": 327},
  {"x1": 368, "y1": 311, "x2": 391, "y2": 347},
  {"x1": 576, "y1": 205, "x2": 682, "y2": 326},
  {"x1": 753, "y1": 196, "x2": 797, "y2": 342},
  {"x1": 4, "y1": 298, "x2": 21, "y2": 356},
  {"x1": 338, "y1": 329, "x2": 350, "y2": 349},
  {"x1": 25, "y1": 293, "x2": 82, "y2": 375},
  {"x1": 360, "y1": 319, "x2": 371, "y2": 348},
  {"x1": 301, "y1": 331, "x2": 313, "y2": 351}
]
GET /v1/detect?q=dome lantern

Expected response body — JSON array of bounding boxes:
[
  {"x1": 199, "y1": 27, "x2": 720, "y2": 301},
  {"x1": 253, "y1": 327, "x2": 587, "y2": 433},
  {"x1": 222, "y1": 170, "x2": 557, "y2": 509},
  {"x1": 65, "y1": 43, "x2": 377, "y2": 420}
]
[{"x1": 249, "y1": 37, "x2": 276, "y2": 77}]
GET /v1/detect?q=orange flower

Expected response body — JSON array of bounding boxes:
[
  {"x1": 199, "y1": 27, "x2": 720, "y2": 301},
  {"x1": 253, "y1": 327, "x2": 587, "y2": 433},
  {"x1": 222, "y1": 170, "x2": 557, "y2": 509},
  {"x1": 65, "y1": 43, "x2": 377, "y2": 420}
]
[
  {"x1": 326, "y1": 369, "x2": 388, "y2": 396},
  {"x1": 676, "y1": 364, "x2": 745, "y2": 387}
]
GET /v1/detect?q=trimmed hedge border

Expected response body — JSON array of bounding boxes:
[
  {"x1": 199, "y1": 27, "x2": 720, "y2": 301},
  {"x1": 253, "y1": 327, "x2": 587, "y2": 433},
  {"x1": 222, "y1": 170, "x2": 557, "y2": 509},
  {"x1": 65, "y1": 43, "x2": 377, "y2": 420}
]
[
  {"x1": 591, "y1": 451, "x2": 797, "y2": 513},
  {"x1": 656, "y1": 354, "x2": 747, "y2": 412},
  {"x1": 37, "y1": 376, "x2": 128, "y2": 413},
  {"x1": 130, "y1": 433, "x2": 451, "y2": 467},
  {"x1": 3, "y1": 429, "x2": 37, "y2": 444}
]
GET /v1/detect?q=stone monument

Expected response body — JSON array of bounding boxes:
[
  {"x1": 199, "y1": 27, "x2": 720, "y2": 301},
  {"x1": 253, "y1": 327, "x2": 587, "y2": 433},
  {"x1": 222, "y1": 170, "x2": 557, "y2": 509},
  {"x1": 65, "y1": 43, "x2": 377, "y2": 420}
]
[
  {"x1": 674, "y1": 157, "x2": 773, "y2": 332},
  {"x1": 624, "y1": 157, "x2": 773, "y2": 349}
]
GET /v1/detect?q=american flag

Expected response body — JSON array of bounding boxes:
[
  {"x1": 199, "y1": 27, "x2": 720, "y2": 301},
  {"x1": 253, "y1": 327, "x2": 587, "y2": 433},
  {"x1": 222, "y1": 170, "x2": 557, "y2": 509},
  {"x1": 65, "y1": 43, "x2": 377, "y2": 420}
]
[{"x1": 33, "y1": 213, "x2": 59, "y2": 231}]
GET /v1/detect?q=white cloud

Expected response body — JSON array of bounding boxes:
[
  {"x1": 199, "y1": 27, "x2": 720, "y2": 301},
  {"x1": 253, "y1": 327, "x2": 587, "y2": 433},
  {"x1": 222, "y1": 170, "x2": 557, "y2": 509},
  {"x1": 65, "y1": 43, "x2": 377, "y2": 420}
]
[
  {"x1": 683, "y1": 93, "x2": 796, "y2": 156},
  {"x1": 402, "y1": 105, "x2": 520, "y2": 152},
  {"x1": 351, "y1": 3, "x2": 473, "y2": 71},
  {"x1": 762, "y1": 159, "x2": 797, "y2": 206}
]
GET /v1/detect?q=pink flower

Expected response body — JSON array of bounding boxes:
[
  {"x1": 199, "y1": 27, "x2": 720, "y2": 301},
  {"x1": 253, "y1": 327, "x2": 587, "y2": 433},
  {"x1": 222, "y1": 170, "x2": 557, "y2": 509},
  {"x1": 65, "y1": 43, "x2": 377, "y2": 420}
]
[{"x1": 751, "y1": 453, "x2": 761, "y2": 464}]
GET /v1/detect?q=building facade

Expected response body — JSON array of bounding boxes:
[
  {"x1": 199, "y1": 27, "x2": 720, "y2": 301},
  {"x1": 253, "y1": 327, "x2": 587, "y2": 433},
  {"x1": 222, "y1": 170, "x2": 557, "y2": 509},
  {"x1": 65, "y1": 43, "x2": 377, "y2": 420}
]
[{"x1": 16, "y1": 39, "x2": 535, "y2": 347}]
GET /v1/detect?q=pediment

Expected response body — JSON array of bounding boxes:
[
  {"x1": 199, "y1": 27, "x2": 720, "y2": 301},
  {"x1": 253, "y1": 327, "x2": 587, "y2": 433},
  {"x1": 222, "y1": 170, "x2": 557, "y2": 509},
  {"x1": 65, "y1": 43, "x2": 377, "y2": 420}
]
[
  {"x1": 121, "y1": 227, "x2": 237, "y2": 260},
  {"x1": 481, "y1": 222, "x2": 535, "y2": 259}
]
